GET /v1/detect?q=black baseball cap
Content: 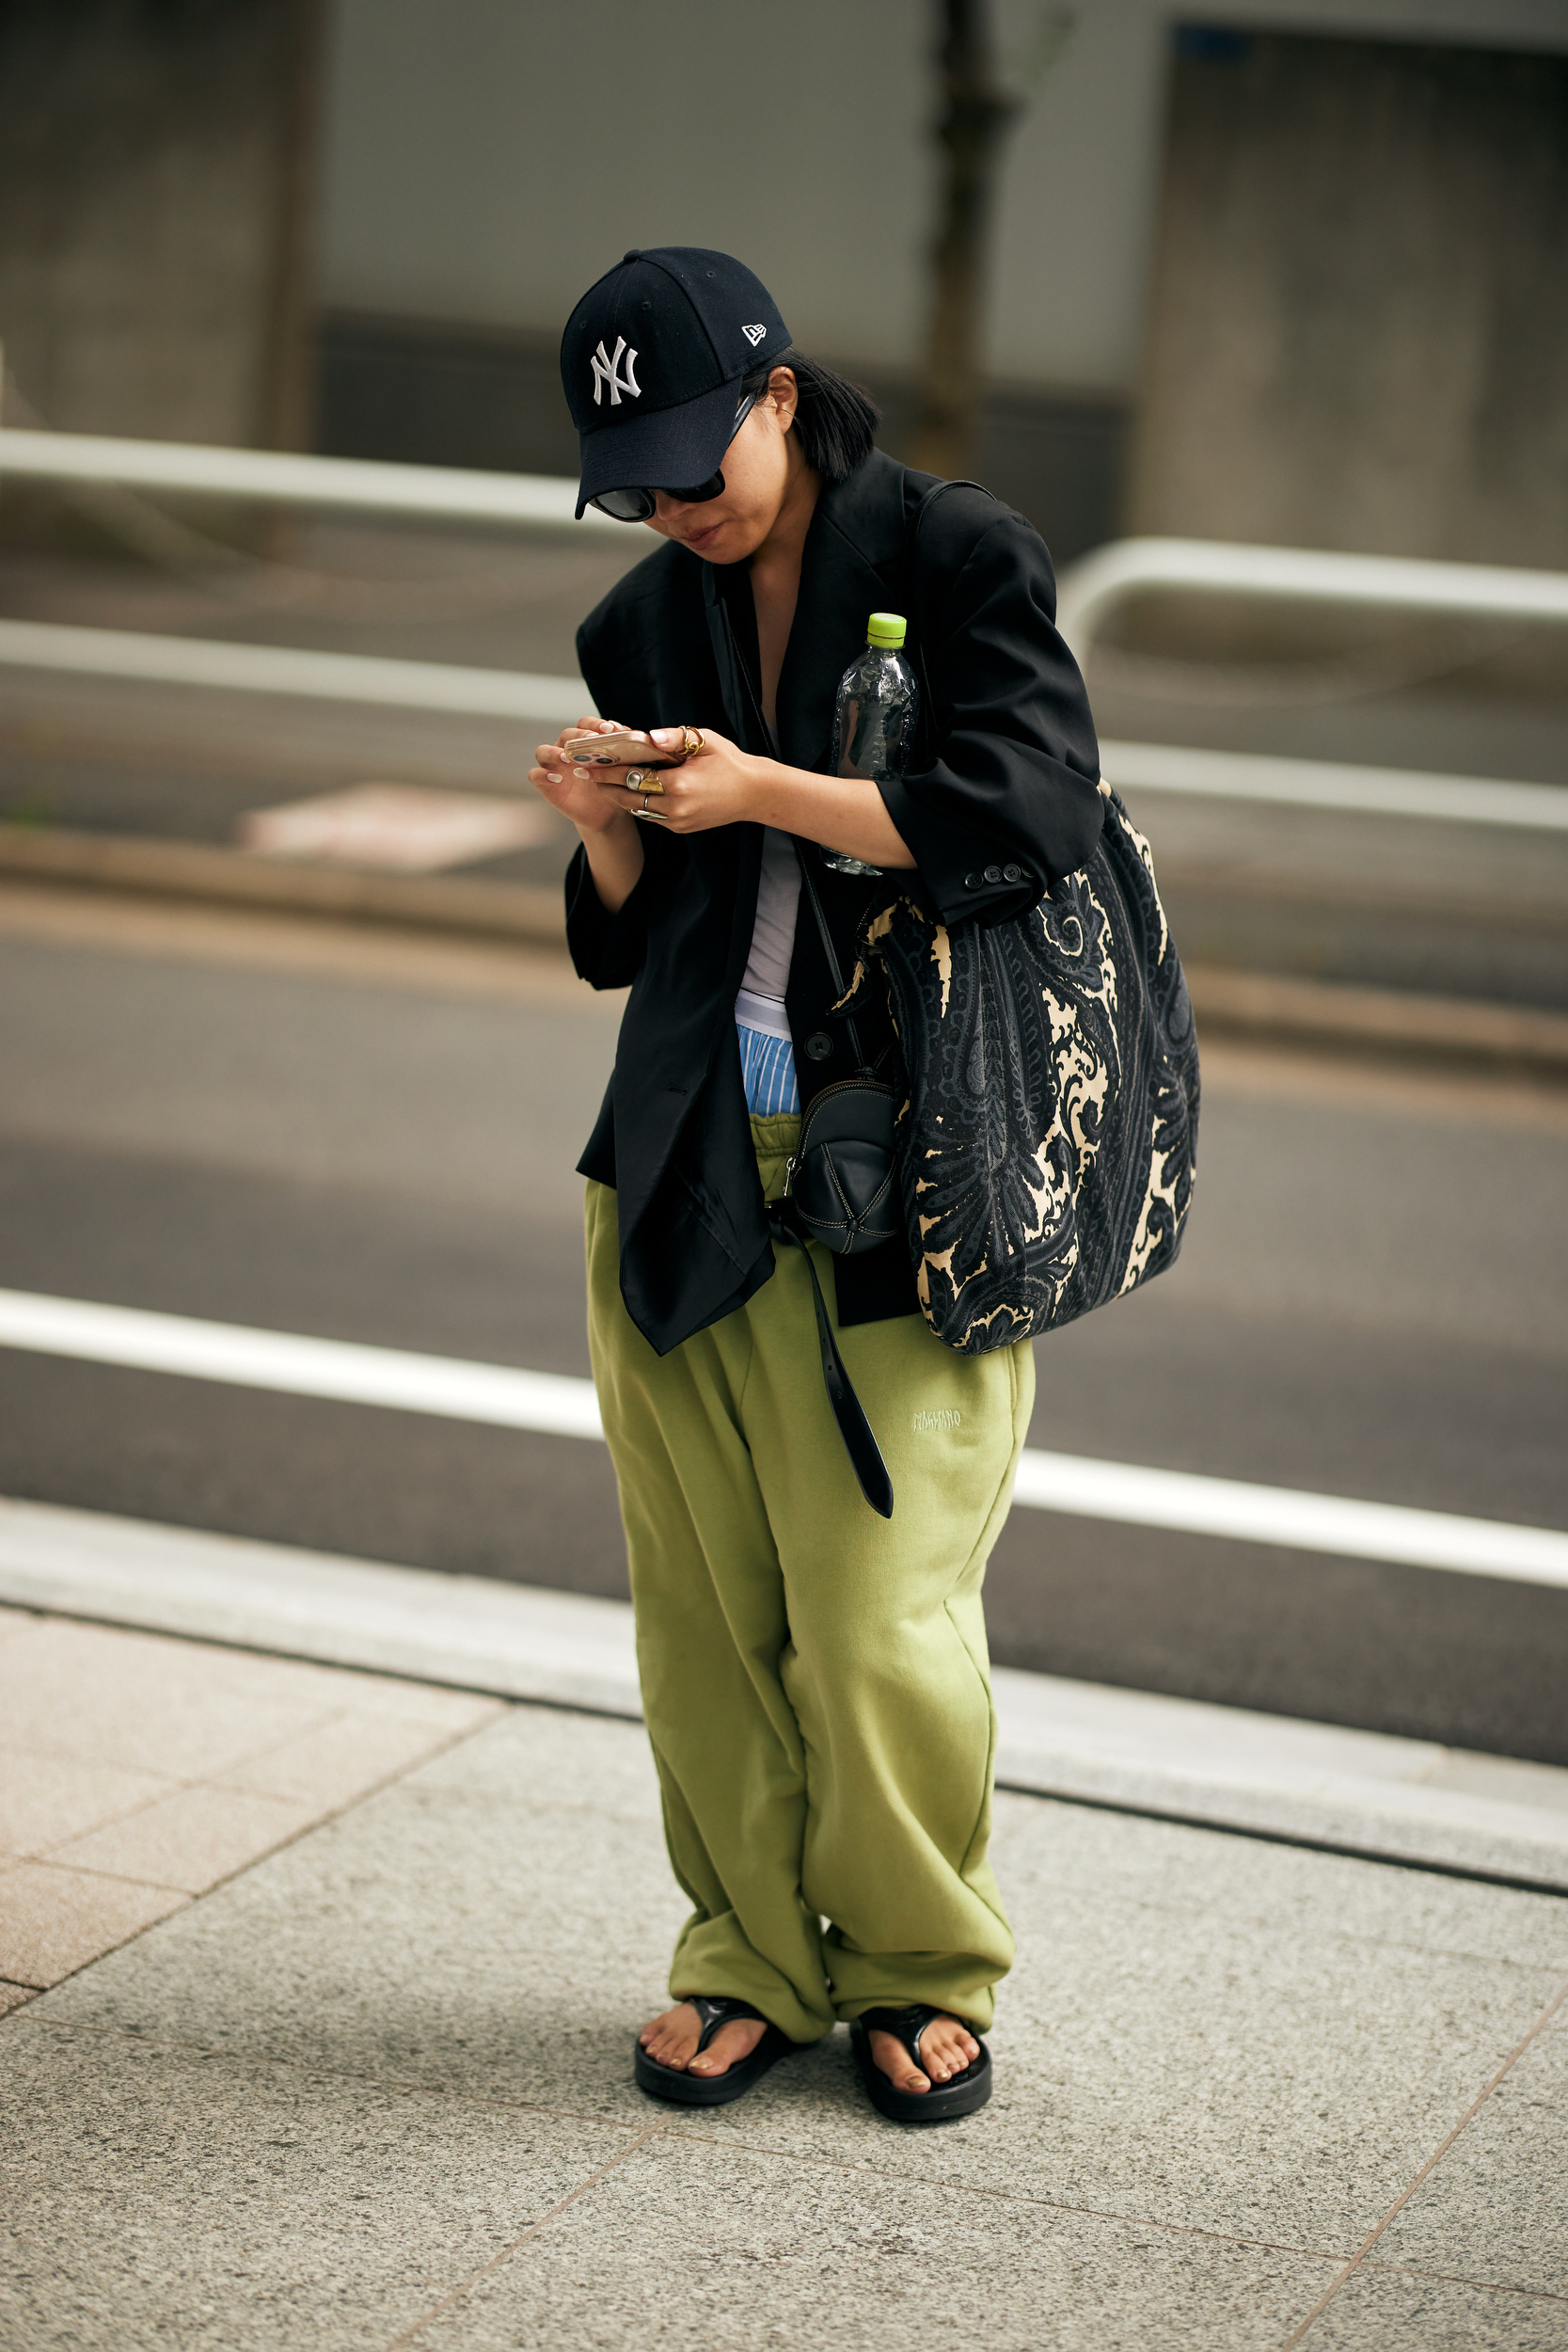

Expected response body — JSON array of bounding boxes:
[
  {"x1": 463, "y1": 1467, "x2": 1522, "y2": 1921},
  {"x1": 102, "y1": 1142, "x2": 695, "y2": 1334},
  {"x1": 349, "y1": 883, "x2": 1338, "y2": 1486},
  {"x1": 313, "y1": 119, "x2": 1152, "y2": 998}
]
[{"x1": 561, "y1": 247, "x2": 789, "y2": 518}]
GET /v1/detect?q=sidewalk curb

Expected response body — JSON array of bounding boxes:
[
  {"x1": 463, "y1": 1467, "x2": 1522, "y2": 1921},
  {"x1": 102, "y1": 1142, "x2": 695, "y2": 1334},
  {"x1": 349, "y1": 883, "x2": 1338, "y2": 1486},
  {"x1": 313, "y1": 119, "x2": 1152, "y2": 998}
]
[
  {"x1": 1185, "y1": 961, "x2": 1568, "y2": 1073},
  {"x1": 4, "y1": 823, "x2": 1568, "y2": 1071},
  {"x1": 0, "y1": 825, "x2": 565, "y2": 946},
  {"x1": 5, "y1": 1497, "x2": 1568, "y2": 1897}
]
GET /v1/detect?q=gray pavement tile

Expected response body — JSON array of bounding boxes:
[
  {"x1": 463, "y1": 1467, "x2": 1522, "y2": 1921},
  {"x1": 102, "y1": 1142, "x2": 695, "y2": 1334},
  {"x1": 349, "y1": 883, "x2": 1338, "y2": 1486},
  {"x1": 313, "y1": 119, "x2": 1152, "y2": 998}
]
[
  {"x1": 0, "y1": 2014, "x2": 641, "y2": 2352},
  {"x1": 37, "y1": 1710, "x2": 688, "y2": 2119},
  {"x1": 28, "y1": 1706, "x2": 1565, "y2": 2274},
  {"x1": 1302, "y1": 2265, "x2": 1568, "y2": 2350},
  {"x1": 1370, "y1": 2000, "x2": 1568, "y2": 2299},
  {"x1": 215, "y1": 1705, "x2": 491, "y2": 1810},
  {"x1": 408, "y1": 2126, "x2": 1337, "y2": 2352},
  {"x1": 663, "y1": 1802, "x2": 1568, "y2": 2259},
  {"x1": 681, "y1": 1894, "x2": 1562, "y2": 2265},
  {"x1": 406, "y1": 1705, "x2": 663, "y2": 1826},
  {"x1": 989, "y1": 1790, "x2": 1568, "y2": 1975}
]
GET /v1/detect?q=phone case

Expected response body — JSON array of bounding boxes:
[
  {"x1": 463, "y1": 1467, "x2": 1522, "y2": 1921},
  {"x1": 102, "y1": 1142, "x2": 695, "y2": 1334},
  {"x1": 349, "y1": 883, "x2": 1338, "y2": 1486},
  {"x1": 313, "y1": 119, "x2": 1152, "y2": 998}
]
[{"x1": 563, "y1": 731, "x2": 679, "y2": 767}]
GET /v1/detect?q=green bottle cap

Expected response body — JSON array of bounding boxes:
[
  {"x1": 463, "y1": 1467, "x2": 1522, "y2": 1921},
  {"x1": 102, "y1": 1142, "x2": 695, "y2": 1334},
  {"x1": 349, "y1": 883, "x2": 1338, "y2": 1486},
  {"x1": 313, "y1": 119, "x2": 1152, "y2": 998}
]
[{"x1": 866, "y1": 611, "x2": 907, "y2": 648}]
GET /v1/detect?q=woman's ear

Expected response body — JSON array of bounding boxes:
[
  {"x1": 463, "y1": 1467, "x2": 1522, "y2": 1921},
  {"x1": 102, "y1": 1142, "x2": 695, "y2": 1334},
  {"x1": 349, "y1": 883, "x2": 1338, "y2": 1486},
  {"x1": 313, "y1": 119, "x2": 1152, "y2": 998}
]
[{"x1": 768, "y1": 366, "x2": 800, "y2": 431}]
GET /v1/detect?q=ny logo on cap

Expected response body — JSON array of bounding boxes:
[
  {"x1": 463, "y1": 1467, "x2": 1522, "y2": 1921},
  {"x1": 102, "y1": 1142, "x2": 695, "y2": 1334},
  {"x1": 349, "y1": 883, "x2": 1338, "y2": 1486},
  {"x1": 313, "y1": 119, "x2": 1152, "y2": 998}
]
[
  {"x1": 591, "y1": 336, "x2": 641, "y2": 406},
  {"x1": 741, "y1": 325, "x2": 768, "y2": 346}
]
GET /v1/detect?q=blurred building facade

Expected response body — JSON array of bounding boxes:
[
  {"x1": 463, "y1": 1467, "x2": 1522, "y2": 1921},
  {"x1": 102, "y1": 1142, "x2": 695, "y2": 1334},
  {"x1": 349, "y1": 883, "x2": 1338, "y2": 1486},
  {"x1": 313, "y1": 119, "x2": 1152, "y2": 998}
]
[
  {"x1": 0, "y1": 0, "x2": 318, "y2": 452},
  {"x1": 1, "y1": 0, "x2": 1563, "y2": 564}
]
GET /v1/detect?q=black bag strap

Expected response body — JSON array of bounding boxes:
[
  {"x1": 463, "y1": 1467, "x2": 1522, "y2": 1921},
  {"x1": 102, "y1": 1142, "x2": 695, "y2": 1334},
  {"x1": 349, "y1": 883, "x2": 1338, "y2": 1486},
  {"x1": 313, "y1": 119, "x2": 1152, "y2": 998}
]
[
  {"x1": 789, "y1": 837, "x2": 872, "y2": 1070},
  {"x1": 767, "y1": 1203, "x2": 894, "y2": 1519}
]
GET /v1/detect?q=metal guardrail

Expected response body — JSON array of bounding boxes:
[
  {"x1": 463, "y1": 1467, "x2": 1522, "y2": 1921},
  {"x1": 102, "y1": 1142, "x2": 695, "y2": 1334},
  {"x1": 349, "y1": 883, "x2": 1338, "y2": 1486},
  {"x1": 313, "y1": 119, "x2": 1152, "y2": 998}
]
[
  {"x1": 1053, "y1": 534, "x2": 1568, "y2": 661},
  {"x1": 3, "y1": 429, "x2": 1567, "y2": 827},
  {"x1": 0, "y1": 425, "x2": 616, "y2": 532},
  {"x1": 1100, "y1": 740, "x2": 1568, "y2": 833},
  {"x1": 0, "y1": 616, "x2": 582, "y2": 723}
]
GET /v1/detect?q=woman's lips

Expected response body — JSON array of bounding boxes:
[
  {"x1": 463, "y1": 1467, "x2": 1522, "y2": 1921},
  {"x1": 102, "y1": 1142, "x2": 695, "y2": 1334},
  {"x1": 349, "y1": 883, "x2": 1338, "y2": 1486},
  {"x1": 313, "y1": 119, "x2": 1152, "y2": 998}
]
[{"x1": 681, "y1": 520, "x2": 724, "y2": 551}]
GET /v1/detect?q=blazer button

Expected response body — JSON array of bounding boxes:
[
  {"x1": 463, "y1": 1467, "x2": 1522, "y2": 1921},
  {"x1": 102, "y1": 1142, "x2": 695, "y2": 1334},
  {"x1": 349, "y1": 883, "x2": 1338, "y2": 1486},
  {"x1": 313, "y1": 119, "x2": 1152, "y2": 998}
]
[
  {"x1": 1003, "y1": 863, "x2": 1023, "y2": 882},
  {"x1": 963, "y1": 872, "x2": 980, "y2": 889},
  {"x1": 983, "y1": 864, "x2": 1003, "y2": 885},
  {"x1": 804, "y1": 1032, "x2": 833, "y2": 1061}
]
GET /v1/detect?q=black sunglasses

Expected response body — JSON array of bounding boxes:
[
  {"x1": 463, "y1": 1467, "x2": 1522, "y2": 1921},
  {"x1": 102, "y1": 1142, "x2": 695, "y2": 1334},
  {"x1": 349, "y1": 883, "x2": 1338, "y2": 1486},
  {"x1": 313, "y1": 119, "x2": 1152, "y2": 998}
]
[{"x1": 589, "y1": 392, "x2": 758, "y2": 523}]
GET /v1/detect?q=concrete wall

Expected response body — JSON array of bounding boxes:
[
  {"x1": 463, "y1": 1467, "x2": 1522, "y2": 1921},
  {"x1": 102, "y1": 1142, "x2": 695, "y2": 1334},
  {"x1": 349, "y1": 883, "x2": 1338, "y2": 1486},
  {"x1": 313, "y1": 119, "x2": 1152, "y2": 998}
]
[
  {"x1": 5, "y1": 0, "x2": 1562, "y2": 559},
  {"x1": 1130, "y1": 29, "x2": 1568, "y2": 564},
  {"x1": 317, "y1": 0, "x2": 1568, "y2": 395},
  {"x1": 316, "y1": 0, "x2": 1164, "y2": 395},
  {"x1": 312, "y1": 0, "x2": 1568, "y2": 555},
  {"x1": 0, "y1": 0, "x2": 316, "y2": 449}
]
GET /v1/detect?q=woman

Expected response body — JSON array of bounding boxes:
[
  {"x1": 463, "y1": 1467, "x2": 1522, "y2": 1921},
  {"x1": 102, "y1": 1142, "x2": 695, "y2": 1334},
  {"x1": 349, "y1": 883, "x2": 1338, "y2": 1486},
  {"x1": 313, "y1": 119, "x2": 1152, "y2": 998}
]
[{"x1": 531, "y1": 247, "x2": 1102, "y2": 2124}]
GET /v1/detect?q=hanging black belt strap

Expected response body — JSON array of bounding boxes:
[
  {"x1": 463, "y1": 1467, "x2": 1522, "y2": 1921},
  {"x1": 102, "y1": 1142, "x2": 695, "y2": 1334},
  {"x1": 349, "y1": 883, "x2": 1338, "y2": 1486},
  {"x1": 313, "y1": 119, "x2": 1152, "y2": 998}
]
[{"x1": 767, "y1": 1201, "x2": 894, "y2": 1520}]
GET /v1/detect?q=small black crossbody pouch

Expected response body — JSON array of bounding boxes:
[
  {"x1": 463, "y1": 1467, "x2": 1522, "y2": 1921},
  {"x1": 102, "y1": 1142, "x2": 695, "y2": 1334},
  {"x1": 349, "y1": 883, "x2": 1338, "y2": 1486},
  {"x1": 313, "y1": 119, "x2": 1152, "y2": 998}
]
[{"x1": 767, "y1": 846, "x2": 897, "y2": 1519}]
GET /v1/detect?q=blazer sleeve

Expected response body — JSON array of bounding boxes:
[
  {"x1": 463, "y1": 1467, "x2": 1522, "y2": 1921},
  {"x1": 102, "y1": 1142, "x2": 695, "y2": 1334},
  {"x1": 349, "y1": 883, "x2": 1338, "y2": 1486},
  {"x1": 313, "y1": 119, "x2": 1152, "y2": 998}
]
[
  {"x1": 878, "y1": 503, "x2": 1105, "y2": 930},
  {"x1": 562, "y1": 600, "x2": 662, "y2": 990},
  {"x1": 563, "y1": 842, "x2": 654, "y2": 990}
]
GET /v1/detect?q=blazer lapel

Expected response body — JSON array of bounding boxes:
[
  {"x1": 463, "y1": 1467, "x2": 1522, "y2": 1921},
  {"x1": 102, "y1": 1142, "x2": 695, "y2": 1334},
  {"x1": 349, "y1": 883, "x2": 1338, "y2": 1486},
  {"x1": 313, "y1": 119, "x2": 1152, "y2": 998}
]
[
  {"x1": 776, "y1": 451, "x2": 910, "y2": 775},
  {"x1": 703, "y1": 564, "x2": 773, "y2": 755}
]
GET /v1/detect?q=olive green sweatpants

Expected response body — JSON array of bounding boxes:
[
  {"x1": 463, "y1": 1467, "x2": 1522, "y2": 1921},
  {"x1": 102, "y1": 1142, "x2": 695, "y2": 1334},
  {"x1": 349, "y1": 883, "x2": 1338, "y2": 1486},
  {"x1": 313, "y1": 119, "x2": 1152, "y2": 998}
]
[{"x1": 585, "y1": 1111, "x2": 1034, "y2": 2045}]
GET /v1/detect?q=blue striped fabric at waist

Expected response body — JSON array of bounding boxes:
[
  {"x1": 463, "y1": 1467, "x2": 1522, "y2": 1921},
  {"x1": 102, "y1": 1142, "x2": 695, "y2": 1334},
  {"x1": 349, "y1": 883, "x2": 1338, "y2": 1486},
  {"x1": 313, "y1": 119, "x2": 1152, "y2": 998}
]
[{"x1": 736, "y1": 1022, "x2": 800, "y2": 1116}]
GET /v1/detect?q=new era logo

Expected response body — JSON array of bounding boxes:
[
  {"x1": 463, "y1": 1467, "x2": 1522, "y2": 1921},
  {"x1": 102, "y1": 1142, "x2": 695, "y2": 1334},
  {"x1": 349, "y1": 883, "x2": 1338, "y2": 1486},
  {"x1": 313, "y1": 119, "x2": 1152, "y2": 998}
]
[{"x1": 741, "y1": 324, "x2": 768, "y2": 346}]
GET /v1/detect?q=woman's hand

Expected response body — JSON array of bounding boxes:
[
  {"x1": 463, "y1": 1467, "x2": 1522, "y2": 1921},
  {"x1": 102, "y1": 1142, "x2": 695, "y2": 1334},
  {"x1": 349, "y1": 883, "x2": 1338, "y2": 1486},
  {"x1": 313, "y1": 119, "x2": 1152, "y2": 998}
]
[
  {"x1": 576, "y1": 725, "x2": 763, "y2": 835},
  {"x1": 581, "y1": 726, "x2": 914, "y2": 866},
  {"x1": 530, "y1": 719, "x2": 645, "y2": 914},
  {"x1": 542, "y1": 720, "x2": 915, "y2": 870},
  {"x1": 530, "y1": 718, "x2": 643, "y2": 837}
]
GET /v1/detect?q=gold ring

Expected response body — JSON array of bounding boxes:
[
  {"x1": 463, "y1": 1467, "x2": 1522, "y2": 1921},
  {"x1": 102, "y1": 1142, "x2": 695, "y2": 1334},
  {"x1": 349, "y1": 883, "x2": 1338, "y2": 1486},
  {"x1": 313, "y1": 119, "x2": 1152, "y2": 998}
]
[
  {"x1": 681, "y1": 726, "x2": 704, "y2": 759},
  {"x1": 625, "y1": 769, "x2": 664, "y2": 793}
]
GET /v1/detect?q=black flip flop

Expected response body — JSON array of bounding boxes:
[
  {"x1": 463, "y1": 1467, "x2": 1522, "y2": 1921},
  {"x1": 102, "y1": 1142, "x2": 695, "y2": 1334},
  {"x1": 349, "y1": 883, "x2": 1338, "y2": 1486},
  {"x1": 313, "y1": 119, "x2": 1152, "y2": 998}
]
[
  {"x1": 850, "y1": 2005, "x2": 991, "y2": 2125},
  {"x1": 634, "y1": 1994, "x2": 794, "y2": 2107}
]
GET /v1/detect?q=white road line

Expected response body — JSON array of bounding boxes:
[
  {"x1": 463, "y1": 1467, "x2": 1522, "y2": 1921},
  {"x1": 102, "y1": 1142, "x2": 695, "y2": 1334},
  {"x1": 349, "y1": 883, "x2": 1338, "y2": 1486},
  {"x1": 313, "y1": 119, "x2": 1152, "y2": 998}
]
[
  {"x1": 0, "y1": 1287, "x2": 601, "y2": 1438},
  {"x1": 1009, "y1": 1452, "x2": 1568, "y2": 1585},
  {"x1": 4, "y1": 1287, "x2": 1566, "y2": 1590}
]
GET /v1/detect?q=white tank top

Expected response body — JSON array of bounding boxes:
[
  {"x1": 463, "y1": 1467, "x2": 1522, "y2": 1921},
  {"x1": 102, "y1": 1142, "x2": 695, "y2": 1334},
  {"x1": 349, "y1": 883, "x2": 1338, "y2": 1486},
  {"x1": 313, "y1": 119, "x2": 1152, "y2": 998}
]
[{"x1": 735, "y1": 828, "x2": 800, "y2": 1041}]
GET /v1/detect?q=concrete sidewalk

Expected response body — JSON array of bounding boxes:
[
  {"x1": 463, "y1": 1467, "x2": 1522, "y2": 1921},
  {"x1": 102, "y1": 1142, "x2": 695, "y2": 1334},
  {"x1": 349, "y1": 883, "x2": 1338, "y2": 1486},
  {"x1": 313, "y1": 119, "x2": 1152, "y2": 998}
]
[{"x1": 3, "y1": 1606, "x2": 1566, "y2": 2348}]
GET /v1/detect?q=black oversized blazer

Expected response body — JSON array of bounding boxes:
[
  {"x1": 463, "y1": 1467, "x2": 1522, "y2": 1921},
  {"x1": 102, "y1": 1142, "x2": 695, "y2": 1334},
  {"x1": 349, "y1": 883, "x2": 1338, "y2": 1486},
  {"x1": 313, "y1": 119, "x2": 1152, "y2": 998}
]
[{"x1": 566, "y1": 448, "x2": 1103, "y2": 1357}]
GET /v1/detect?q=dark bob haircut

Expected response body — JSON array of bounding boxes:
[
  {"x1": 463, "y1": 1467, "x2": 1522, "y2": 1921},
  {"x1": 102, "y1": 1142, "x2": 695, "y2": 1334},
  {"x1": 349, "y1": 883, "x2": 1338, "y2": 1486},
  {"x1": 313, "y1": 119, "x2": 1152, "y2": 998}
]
[{"x1": 741, "y1": 348, "x2": 879, "y2": 485}]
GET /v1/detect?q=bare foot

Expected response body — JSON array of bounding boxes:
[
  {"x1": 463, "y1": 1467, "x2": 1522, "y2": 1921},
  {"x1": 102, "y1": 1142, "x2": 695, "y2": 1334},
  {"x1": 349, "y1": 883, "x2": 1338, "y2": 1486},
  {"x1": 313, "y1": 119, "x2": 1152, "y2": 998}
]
[
  {"x1": 638, "y1": 2000, "x2": 768, "y2": 2079},
  {"x1": 869, "y1": 2011, "x2": 980, "y2": 2094}
]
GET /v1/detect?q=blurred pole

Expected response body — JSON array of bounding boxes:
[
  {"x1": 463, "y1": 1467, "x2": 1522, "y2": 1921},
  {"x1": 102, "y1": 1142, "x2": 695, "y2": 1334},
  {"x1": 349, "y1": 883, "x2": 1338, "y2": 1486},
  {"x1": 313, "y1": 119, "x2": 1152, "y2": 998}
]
[
  {"x1": 910, "y1": 1, "x2": 1075, "y2": 483},
  {"x1": 258, "y1": 0, "x2": 325, "y2": 561},
  {"x1": 909, "y1": 0, "x2": 1021, "y2": 482},
  {"x1": 261, "y1": 0, "x2": 325, "y2": 458}
]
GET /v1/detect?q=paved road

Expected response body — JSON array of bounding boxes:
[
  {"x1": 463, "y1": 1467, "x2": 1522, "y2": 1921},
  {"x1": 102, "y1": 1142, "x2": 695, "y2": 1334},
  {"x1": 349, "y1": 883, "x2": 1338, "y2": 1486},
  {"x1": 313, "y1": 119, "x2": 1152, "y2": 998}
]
[
  {"x1": 5, "y1": 533, "x2": 1568, "y2": 1011},
  {"x1": 3, "y1": 889, "x2": 1567, "y2": 1761}
]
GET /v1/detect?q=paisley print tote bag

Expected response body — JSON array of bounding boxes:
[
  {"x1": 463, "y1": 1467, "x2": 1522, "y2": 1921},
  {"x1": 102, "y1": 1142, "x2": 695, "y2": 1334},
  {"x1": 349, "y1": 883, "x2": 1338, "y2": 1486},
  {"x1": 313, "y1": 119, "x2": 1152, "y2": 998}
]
[
  {"x1": 849, "y1": 481, "x2": 1200, "y2": 1355},
  {"x1": 858, "y1": 790, "x2": 1199, "y2": 1354}
]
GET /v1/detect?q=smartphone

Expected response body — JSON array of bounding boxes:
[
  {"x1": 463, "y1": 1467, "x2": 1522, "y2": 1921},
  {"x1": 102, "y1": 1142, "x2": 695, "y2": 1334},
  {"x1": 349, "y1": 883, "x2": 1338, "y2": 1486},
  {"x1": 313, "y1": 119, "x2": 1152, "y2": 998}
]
[{"x1": 562, "y1": 729, "x2": 680, "y2": 767}]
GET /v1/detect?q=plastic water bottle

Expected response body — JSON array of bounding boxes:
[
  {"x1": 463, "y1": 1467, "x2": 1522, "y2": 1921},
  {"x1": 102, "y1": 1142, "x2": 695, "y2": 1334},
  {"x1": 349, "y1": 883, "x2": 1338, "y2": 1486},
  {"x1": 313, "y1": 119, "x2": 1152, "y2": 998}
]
[{"x1": 821, "y1": 612, "x2": 920, "y2": 877}]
